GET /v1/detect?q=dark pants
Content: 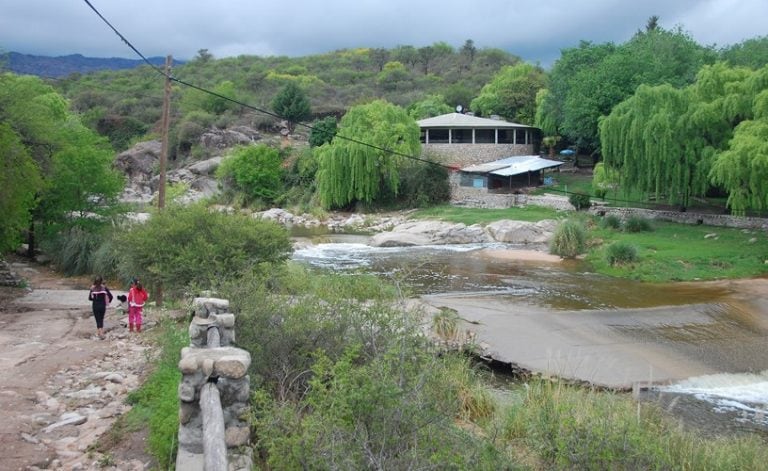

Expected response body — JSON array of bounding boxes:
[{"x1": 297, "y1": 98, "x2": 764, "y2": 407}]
[{"x1": 93, "y1": 303, "x2": 106, "y2": 328}]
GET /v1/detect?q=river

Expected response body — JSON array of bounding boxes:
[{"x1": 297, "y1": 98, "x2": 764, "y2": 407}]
[{"x1": 291, "y1": 233, "x2": 768, "y2": 437}]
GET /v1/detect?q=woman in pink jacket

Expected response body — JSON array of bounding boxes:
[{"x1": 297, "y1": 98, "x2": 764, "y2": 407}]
[{"x1": 127, "y1": 278, "x2": 149, "y2": 333}]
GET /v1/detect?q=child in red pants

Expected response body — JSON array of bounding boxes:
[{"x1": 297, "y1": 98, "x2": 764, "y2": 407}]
[{"x1": 127, "y1": 278, "x2": 149, "y2": 332}]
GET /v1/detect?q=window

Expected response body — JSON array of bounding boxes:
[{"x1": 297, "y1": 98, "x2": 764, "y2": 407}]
[
  {"x1": 427, "y1": 129, "x2": 448, "y2": 143},
  {"x1": 460, "y1": 173, "x2": 486, "y2": 188},
  {"x1": 498, "y1": 129, "x2": 514, "y2": 144},
  {"x1": 515, "y1": 129, "x2": 527, "y2": 144},
  {"x1": 475, "y1": 129, "x2": 495, "y2": 143},
  {"x1": 452, "y1": 129, "x2": 472, "y2": 143}
]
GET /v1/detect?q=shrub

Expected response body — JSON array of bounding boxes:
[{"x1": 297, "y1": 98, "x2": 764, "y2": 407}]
[
  {"x1": 397, "y1": 158, "x2": 451, "y2": 208},
  {"x1": 433, "y1": 307, "x2": 460, "y2": 340},
  {"x1": 601, "y1": 214, "x2": 622, "y2": 230},
  {"x1": 549, "y1": 219, "x2": 587, "y2": 258},
  {"x1": 569, "y1": 192, "x2": 591, "y2": 211},
  {"x1": 625, "y1": 216, "x2": 653, "y2": 232},
  {"x1": 216, "y1": 144, "x2": 284, "y2": 205},
  {"x1": 42, "y1": 226, "x2": 101, "y2": 276},
  {"x1": 605, "y1": 241, "x2": 639, "y2": 266},
  {"x1": 115, "y1": 203, "x2": 292, "y2": 297}
]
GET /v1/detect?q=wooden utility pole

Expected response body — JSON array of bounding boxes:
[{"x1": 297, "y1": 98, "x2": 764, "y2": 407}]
[
  {"x1": 155, "y1": 55, "x2": 172, "y2": 307},
  {"x1": 158, "y1": 55, "x2": 172, "y2": 210}
]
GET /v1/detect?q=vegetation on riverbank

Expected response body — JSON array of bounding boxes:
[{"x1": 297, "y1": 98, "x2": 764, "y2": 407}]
[
  {"x1": 412, "y1": 205, "x2": 768, "y2": 282},
  {"x1": 122, "y1": 264, "x2": 768, "y2": 469}
]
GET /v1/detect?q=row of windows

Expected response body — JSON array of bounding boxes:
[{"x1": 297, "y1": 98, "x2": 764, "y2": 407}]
[{"x1": 421, "y1": 128, "x2": 529, "y2": 144}]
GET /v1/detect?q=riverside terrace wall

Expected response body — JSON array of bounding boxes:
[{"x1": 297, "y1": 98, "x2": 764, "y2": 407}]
[{"x1": 449, "y1": 180, "x2": 768, "y2": 230}]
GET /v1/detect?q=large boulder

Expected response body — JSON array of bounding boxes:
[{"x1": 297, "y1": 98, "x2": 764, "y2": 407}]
[
  {"x1": 484, "y1": 219, "x2": 558, "y2": 244},
  {"x1": 369, "y1": 221, "x2": 491, "y2": 247},
  {"x1": 199, "y1": 127, "x2": 259, "y2": 154},
  {"x1": 114, "y1": 140, "x2": 161, "y2": 203}
]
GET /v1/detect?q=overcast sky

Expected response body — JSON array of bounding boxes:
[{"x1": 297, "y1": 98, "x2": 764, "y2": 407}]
[{"x1": 1, "y1": 0, "x2": 766, "y2": 67}]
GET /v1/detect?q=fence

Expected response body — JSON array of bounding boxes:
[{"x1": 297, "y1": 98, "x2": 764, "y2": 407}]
[{"x1": 176, "y1": 298, "x2": 252, "y2": 471}]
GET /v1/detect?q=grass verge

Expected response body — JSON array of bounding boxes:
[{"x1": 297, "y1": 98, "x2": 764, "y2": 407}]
[
  {"x1": 500, "y1": 378, "x2": 768, "y2": 470},
  {"x1": 98, "y1": 318, "x2": 188, "y2": 469}
]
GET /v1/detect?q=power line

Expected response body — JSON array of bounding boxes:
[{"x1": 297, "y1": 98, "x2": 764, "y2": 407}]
[{"x1": 81, "y1": 0, "x2": 452, "y2": 170}]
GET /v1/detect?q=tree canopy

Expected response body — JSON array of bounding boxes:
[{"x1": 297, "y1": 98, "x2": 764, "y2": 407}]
[
  {"x1": 539, "y1": 25, "x2": 717, "y2": 153},
  {"x1": 470, "y1": 63, "x2": 547, "y2": 124},
  {"x1": 271, "y1": 81, "x2": 311, "y2": 131},
  {"x1": 315, "y1": 100, "x2": 420, "y2": 209},
  {"x1": 0, "y1": 73, "x2": 123, "y2": 253},
  {"x1": 600, "y1": 63, "x2": 768, "y2": 213}
]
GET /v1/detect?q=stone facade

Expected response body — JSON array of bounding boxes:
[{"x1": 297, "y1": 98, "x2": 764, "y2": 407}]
[{"x1": 424, "y1": 143, "x2": 535, "y2": 167}]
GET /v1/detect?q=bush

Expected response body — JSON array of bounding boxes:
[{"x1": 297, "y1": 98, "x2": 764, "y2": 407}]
[
  {"x1": 216, "y1": 144, "x2": 284, "y2": 205},
  {"x1": 225, "y1": 269, "x2": 510, "y2": 469},
  {"x1": 42, "y1": 226, "x2": 101, "y2": 276},
  {"x1": 549, "y1": 219, "x2": 587, "y2": 258},
  {"x1": 115, "y1": 203, "x2": 292, "y2": 297},
  {"x1": 601, "y1": 214, "x2": 622, "y2": 230},
  {"x1": 624, "y1": 216, "x2": 653, "y2": 232},
  {"x1": 605, "y1": 241, "x2": 639, "y2": 266},
  {"x1": 397, "y1": 158, "x2": 451, "y2": 208},
  {"x1": 569, "y1": 193, "x2": 591, "y2": 210}
]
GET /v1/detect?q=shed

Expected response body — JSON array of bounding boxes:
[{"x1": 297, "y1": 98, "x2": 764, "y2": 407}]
[{"x1": 459, "y1": 155, "x2": 564, "y2": 192}]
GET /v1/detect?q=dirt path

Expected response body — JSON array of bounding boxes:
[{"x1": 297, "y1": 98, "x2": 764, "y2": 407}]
[{"x1": 0, "y1": 257, "x2": 155, "y2": 470}]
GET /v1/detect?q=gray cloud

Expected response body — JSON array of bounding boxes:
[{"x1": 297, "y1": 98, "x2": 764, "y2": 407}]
[{"x1": 1, "y1": 0, "x2": 765, "y2": 66}]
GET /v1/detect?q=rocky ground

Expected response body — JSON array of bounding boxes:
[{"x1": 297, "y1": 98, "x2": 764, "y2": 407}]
[{"x1": 0, "y1": 257, "x2": 162, "y2": 470}]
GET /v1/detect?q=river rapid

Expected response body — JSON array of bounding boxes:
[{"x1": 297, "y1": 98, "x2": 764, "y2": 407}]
[{"x1": 291, "y1": 232, "x2": 768, "y2": 438}]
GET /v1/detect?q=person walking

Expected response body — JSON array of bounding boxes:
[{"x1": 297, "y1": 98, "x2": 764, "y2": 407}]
[
  {"x1": 127, "y1": 278, "x2": 149, "y2": 333},
  {"x1": 88, "y1": 276, "x2": 113, "y2": 339}
]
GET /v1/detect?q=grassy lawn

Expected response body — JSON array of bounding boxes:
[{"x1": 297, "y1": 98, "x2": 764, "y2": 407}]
[
  {"x1": 587, "y1": 219, "x2": 768, "y2": 281},
  {"x1": 410, "y1": 206, "x2": 768, "y2": 282},
  {"x1": 412, "y1": 204, "x2": 563, "y2": 224}
]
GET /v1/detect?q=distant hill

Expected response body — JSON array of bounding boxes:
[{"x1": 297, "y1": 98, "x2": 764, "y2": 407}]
[{"x1": 3, "y1": 52, "x2": 183, "y2": 78}]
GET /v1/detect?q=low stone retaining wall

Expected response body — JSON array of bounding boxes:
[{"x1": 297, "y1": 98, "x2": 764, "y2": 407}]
[
  {"x1": 451, "y1": 189, "x2": 768, "y2": 230},
  {"x1": 590, "y1": 206, "x2": 768, "y2": 230}
]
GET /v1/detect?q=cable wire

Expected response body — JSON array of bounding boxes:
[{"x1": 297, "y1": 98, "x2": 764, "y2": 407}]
[
  {"x1": 81, "y1": 0, "x2": 700, "y2": 212},
  {"x1": 81, "y1": 0, "x2": 450, "y2": 169}
]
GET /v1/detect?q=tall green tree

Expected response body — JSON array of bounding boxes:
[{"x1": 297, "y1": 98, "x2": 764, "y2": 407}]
[
  {"x1": 0, "y1": 123, "x2": 40, "y2": 252},
  {"x1": 470, "y1": 63, "x2": 547, "y2": 124},
  {"x1": 315, "y1": 100, "x2": 420, "y2": 209},
  {"x1": 407, "y1": 94, "x2": 452, "y2": 120},
  {"x1": 542, "y1": 25, "x2": 716, "y2": 153},
  {"x1": 600, "y1": 63, "x2": 768, "y2": 212},
  {"x1": 721, "y1": 36, "x2": 768, "y2": 69},
  {"x1": 272, "y1": 81, "x2": 311, "y2": 132},
  {"x1": 0, "y1": 73, "x2": 123, "y2": 255}
]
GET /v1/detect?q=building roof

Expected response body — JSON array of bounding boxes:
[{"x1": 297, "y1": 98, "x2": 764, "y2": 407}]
[
  {"x1": 462, "y1": 155, "x2": 564, "y2": 177},
  {"x1": 417, "y1": 112, "x2": 533, "y2": 129}
]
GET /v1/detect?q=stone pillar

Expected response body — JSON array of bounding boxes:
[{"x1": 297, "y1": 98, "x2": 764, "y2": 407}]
[{"x1": 176, "y1": 297, "x2": 253, "y2": 471}]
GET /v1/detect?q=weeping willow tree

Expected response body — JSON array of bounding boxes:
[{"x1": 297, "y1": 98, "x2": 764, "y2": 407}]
[
  {"x1": 599, "y1": 62, "x2": 768, "y2": 211},
  {"x1": 315, "y1": 100, "x2": 420, "y2": 209},
  {"x1": 599, "y1": 83, "x2": 706, "y2": 206},
  {"x1": 710, "y1": 66, "x2": 768, "y2": 215}
]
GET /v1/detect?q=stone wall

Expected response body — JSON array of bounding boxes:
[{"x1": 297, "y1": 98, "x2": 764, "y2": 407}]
[
  {"x1": 424, "y1": 143, "x2": 535, "y2": 167},
  {"x1": 590, "y1": 207, "x2": 768, "y2": 230},
  {"x1": 448, "y1": 181, "x2": 768, "y2": 230}
]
